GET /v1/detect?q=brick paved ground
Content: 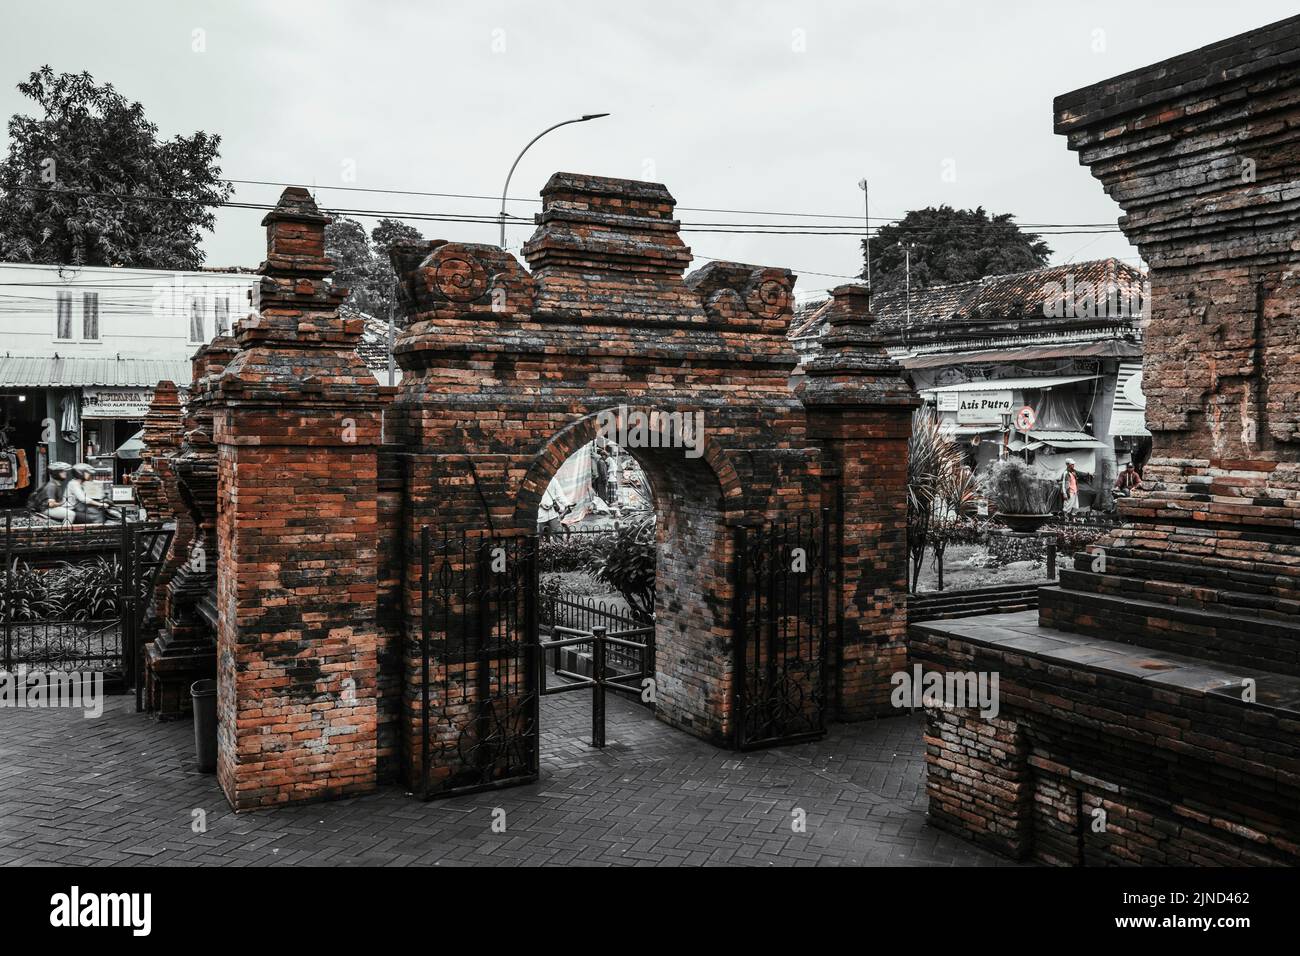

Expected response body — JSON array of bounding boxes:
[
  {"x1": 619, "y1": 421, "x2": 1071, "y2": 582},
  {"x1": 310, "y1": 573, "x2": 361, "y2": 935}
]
[{"x1": 0, "y1": 686, "x2": 1010, "y2": 866}]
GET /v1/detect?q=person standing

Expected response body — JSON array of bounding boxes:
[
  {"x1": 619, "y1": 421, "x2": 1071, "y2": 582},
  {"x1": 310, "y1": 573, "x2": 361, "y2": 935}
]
[
  {"x1": 594, "y1": 446, "x2": 611, "y2": 505},
  {"x1": 1060, "y1": 459, "x2": 1080, "y2": 515}
]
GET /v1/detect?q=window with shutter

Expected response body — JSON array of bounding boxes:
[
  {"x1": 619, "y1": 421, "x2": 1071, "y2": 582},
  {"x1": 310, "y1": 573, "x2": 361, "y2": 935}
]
[
  {"x1": 189, "y1": 297, "x2": 205, "y2": 343},
  {"x1": 55, "y1": 291, "x2": 73, "y2": 340},
  {"x1": 82, "y1": 292, "x2": 100, "y2": 340}
]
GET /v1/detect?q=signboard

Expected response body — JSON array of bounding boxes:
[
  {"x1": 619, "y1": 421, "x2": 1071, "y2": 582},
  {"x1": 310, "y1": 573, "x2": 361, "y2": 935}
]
[
  {"x1": 956, "y1": 390, "x2": 1013, "y2": 424},
  {"x1": 936, "y1": 392, "x2": 959, "y2": 412},
  {"x1": 81, "y1": 387, "x2": 153, "y2": 420},
  {"x1": 1015, "y1": 405, "x2": 1036, "y2": 432}
]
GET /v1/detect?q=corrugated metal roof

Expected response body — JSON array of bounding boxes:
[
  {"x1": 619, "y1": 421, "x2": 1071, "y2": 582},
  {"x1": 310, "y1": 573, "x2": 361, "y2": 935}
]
[
  {"x1": 0, "y1": 355, "x2": 192, "y2": 387},
  {"x1": 921, "y1": 374, "x2": 1098, "y2": 394},
  {"x1": 1027, "y1": 430, "x2": 1108, "y2": 448},
  {"x1": 900, "y1": 339, "x2": 1141, "y2": 369}
]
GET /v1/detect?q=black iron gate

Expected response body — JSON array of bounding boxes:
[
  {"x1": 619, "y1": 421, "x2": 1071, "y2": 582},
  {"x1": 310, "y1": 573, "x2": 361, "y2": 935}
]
[
  {"x1": 418, "y1": 529, "x2": 540, "y2": 799},
  {"x1": 1, "y1": 513, "x2": 171, "y2": 692},
  {"x1": 733, "y1": 509, "x2": 832, "y2": 749}
]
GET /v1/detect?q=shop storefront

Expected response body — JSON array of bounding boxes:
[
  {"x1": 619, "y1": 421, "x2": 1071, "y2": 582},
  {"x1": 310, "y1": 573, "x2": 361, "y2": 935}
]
[
  {"x1": 79, "y1": 386, "x2": 155, "y2": 484},
  {"x1": 0, "y1": 356, "x2": 191, "y2": 509}
]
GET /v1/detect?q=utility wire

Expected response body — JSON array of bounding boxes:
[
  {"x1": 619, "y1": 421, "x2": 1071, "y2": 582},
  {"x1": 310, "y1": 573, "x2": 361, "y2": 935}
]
[{"x1": 6, "y1": 183, "x2": 1126, "y2": 236}]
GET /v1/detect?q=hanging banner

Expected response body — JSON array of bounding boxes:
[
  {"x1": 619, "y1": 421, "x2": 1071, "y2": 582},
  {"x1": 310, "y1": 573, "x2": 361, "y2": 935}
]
[
  {"x1": 956, "y1": 390, "x2": 1013, "y2": 424},
  {"x1": 81, "y1": 387, "x2": 154, "y2": 419}
]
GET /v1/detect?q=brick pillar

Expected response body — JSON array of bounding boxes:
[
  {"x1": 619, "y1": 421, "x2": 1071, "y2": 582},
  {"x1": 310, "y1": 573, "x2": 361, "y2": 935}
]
[
  {"x1": 144, "y1": 338, "x2": 239, "y2": 717},
  {"x1": 797, "y1": 284, "x2": 919, "y2": 718},
  {"x1": 925, "y1": 708, "x2": 1031, "y2": 859},
  {"x1": 212, "y1": 187, "x2": 383, "y2": 810},
  {"x1": 133, "y1": 380, "x2": 183, "y2": 623}
]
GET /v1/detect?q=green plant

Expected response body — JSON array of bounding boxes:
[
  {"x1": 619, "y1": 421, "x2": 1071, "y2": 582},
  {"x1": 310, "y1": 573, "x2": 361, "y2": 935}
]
[
  {"x1": 584, "y1": 513, "x2": 655, "y2": 622},
  {"x1": 907, "y1": 406, "x2": 969, "y2": 592},
  {"x1": 982, "y1": 457, "x2": 1056, "y2": 515},
  {"x1": 0, "y1": 557, "x2": 120, "y2": 622}
]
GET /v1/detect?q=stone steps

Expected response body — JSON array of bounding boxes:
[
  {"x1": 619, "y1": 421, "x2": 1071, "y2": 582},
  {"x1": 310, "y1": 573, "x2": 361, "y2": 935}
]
[
  {"x1": 1039, "y1": 582, "x2": 1300, "y2": 677},
  {"x1": 909, "y1": 582, "x2": 1046, "y2": 623},
  {"x1": 1062, "y1": 557, "x2": 1300, "y2": 623}
]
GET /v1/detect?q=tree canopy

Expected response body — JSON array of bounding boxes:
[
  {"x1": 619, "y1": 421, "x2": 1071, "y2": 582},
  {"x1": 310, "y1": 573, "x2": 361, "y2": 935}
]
[
  {"x1": 324, "y1": 214, "x2": 423, "y2": 317},
  {"x1": 862, "y1": 205, "x2": 1052, "y2": 293},
  {"x1": 0, "y1": 66, "x2": 233, "y2": 269}
]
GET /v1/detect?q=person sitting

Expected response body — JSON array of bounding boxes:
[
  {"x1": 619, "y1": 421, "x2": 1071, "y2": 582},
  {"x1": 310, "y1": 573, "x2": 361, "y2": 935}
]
[
  {"x1": 30, "y1": 461, "x2": 74, "y2": 525},
  {"x1": 67, "y1": 463, "x2": 111, "y2": 524},
  {"x1": 1115, "y1": 461, "x2": 1143, "y2": 496}
]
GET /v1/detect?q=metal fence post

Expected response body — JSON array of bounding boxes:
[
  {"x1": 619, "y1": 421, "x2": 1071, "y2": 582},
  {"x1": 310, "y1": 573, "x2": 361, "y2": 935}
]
[
  {"x1": 3, "y1": 511, "x2": 11, "y2": 673},
  {"x1": 591, "y1": 625, "x2": 606, "y2": 748}
]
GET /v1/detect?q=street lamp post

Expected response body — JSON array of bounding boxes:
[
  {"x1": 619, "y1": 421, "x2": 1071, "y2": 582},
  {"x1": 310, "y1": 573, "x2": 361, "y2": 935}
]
[
  {"x1": 858, "y1": 178, "x2": 870, "y2": 288},
  {"x1": 499, "y1": 113, "x2": 611, "y2": 249}
]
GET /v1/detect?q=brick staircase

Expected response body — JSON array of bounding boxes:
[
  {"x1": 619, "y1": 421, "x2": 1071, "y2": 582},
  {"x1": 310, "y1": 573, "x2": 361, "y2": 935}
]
[
  {"x1": 909, "y1": 581, "x2": 1048, "y2": 623},
  {"x1": 1040, "y1": 546, "x2": 1300, "y2": 677}
]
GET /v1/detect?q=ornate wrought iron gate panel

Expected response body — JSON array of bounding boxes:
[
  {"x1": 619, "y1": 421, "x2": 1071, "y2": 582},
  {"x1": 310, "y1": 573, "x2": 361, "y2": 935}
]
[
  {"x1": 733, "y1": 510, "x2": 832, "y2": 750},
  {"x1": 419, "y1": 530, "x2": 539, "y2": 799}
]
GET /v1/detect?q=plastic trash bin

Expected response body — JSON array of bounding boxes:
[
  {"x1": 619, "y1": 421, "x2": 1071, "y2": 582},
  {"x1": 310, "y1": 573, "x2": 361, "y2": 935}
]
[{"x1": 191, "y1": 680, "x2": 218, "y2": 773}]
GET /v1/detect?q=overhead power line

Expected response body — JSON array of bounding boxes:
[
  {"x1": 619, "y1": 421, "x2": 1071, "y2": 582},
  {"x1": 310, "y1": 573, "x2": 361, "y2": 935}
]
[{"x1": 6, "y1": 184, "x2": 1126, "y2": 239}]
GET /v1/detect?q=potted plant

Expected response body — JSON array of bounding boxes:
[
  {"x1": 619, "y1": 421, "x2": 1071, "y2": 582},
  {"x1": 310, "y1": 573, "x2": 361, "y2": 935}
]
[{"x1": 982, "y1": 457, "x2": 1056, "y2": 532}]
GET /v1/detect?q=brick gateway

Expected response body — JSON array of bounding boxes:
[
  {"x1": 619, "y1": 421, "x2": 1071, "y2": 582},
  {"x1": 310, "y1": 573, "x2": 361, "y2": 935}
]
[{"x1": 155, "y1": 172, "x2": 918, "y2": 810}]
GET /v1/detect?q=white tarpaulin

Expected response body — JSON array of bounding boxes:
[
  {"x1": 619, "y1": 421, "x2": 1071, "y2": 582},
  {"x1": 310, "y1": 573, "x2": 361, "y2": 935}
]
[{"x1": 1111, "y1": 362, "x2": 1149, "y2": 436}]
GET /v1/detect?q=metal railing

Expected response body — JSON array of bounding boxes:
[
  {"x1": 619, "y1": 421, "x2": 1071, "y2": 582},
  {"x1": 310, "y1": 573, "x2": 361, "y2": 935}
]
[
  {"x1": 539, "y1": 593, "x2": 650, "y2": 674},
  {"x1": 538, "y1": 623, "x2": 654, "y2": 748}
]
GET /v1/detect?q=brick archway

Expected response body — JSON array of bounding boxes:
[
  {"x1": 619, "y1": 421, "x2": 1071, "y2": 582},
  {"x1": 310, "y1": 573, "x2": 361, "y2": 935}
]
[
  {"x1": 209, "y1": 176, "x2": 916, "y2": 808},
  {"x1": 517, "y1": 406, "x2": 746, "y2": 741}
]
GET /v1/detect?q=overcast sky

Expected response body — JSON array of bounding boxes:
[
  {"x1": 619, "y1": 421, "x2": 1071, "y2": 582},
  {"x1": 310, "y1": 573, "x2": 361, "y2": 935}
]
[{"x1": 2, "y1": 1, "x2": 1294, "y2": 300}]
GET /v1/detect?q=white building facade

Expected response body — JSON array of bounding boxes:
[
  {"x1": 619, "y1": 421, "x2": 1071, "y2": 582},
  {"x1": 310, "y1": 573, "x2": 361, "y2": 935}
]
[{"x1": 0, "y1": 261, "x2": 260, "y2": 501}]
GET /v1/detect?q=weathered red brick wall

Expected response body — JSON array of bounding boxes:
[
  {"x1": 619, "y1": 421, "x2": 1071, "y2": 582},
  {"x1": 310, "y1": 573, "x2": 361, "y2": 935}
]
[
  {"x1": 212, "y1": 188, "x2": 385, "y2": 810},
  {"x1": 134, "y1": 380, "x2": 183, "y2": 621}
]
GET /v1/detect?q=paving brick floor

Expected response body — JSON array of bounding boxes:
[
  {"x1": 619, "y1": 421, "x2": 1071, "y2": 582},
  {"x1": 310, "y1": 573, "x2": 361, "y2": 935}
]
[{"x1": 0, "y1": 686, "x2": 1011, "y2": 866}]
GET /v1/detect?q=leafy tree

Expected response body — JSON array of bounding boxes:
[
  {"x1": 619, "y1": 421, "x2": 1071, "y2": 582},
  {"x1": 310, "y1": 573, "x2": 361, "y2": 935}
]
[
  {"x1": 323, "y1": 214, "x2": 422, "y2": 318},
  {"x1": 863, "y1": 206, "x2": 1051, "y2": 293},
  {"x1": 0, "y1": 66, "x2": 232, "y2": 268},
  {"x1": 323, "y1": 215, "x2": 375, "y2": 309}
]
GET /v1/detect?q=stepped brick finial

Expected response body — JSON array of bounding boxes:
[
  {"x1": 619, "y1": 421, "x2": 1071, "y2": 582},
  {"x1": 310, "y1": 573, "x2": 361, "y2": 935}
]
[
  {"x1": 233, "y1": 187, "x2": 355, "y2": 352},
  {"x1": 798, "y1": 283, "x2": 917, "y2": 408},
  {"x1": 521, "y1": 172, "x2": 705, "y2": 322}
]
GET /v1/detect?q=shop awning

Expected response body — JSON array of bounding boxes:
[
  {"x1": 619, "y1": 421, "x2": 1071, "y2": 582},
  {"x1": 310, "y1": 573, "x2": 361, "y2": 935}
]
[
  {"x1": 0, "y1": 355, "x2": 192, "y2": 388},
  {"x1": 901, "y1": 339, "x2": 1141, "y2": 370},
  {"x1": 922, "y1": 374, "x2": 1099, "y2": 394},
  {"x1": 1027, "y1": 430, "x2": 1108, "y2": 449}
]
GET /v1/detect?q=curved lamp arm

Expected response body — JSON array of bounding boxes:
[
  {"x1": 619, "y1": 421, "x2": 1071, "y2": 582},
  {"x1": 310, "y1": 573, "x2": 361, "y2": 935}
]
[{"x1": 499, "y1": 113, "x2": 610, "y2": 248}]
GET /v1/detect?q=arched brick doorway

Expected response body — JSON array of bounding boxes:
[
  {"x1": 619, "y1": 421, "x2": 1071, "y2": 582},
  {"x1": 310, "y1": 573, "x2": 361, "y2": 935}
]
[
  {"x1": 208, "y1": 180, "x2": 914, "y2": 810},
  {"x1": 518, "y1": 407, "x2": 744, "y2": 743}
]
